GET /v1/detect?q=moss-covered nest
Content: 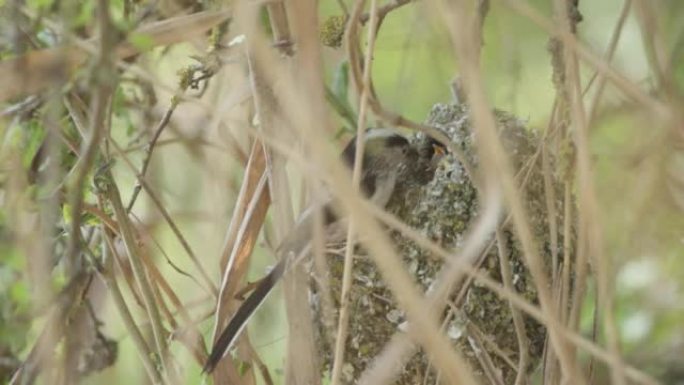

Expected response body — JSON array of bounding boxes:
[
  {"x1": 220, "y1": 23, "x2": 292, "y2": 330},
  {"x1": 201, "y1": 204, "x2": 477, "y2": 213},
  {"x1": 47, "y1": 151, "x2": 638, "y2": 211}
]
[{"x1": 312, "y1": 102, "x2": 568, "y2": 384}]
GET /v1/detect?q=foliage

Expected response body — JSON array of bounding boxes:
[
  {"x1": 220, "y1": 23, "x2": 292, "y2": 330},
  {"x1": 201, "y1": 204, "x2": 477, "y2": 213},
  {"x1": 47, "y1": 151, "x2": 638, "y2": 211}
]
[{"x1": 1, "y1": 0, "x2": 684, "y2": 384}]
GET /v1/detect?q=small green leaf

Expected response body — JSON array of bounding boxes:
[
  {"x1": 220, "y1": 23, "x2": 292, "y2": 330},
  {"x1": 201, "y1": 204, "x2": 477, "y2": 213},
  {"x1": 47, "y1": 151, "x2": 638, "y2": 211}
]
[
  {"x1": 83, "y1": 211, "x2": 101, "y2": 226},
  {"x1": 326, "y1": 61, "x2": 357, "y2": 131},
  {"x1": 332, "y1": 60, "x2": 350, "y2": 102},
  {"x1": 237, "y1": 360, "x2": 251, "y2": 376},
  {"x1": 20, "y1": 119, "x2": 46, "y2": 169},
  {"x1": 62, "y1": 203, "x2": 73, "y2": 224},
  {"x1": 259, "y1": 7, "x2": 272, "y2": 37}
]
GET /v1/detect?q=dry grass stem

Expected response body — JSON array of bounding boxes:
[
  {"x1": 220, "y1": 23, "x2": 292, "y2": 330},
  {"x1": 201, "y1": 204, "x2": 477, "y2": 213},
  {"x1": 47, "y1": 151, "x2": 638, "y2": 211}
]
[{"x1": 329, "y1": 0, "x2": 379, "y2": 382}]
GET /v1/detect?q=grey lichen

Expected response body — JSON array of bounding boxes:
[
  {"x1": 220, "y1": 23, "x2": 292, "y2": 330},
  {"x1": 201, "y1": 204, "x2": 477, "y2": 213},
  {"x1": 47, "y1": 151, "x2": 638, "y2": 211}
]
[{"x1": 313, "y1": 102, "x2": 568, "y2": 384}]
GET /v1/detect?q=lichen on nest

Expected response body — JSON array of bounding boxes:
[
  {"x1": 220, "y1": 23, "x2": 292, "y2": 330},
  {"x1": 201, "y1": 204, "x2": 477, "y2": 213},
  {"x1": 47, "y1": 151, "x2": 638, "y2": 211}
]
[{"x1": 312, "y1": 102, "x2": 568, "y2": 384}]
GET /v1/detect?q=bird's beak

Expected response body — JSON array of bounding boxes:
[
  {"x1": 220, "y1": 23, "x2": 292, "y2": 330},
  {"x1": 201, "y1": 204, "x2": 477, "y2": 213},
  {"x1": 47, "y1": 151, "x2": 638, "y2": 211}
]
[{"x1": 432, "y1": 143, "x2": 447, "y2": 159}]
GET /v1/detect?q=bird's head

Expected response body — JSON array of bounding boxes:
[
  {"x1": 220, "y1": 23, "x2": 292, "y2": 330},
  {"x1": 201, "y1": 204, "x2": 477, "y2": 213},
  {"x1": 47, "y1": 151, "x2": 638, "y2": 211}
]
[{"x1": 340, "y1": 128, "x2": 417, "y2": 207}]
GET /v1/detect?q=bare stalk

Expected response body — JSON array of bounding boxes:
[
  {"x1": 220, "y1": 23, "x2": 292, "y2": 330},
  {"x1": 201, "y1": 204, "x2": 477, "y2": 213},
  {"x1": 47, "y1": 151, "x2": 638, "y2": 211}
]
[
  {"x1": 330, "y1": 0, "x2": 379, "y2": 382},
  {"x1": 98, "y1": 227, "x2": 162, "y2": 384},
  {"x1": 100, "y1": 170, "x2": 175, "y2": 384},
  {"x1": 496, "y1": 229, "x2": 530, "y2": 385}
]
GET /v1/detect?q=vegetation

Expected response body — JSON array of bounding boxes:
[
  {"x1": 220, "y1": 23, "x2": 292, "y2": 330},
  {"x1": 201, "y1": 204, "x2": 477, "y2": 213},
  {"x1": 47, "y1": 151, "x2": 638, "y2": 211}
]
[{"x1": 1, "y1": 0, "x2": 683, "y2": 384}]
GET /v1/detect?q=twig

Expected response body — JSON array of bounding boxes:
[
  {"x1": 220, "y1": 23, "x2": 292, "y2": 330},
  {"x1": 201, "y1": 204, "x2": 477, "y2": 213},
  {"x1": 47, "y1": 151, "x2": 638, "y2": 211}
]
[
  {"x1": 462, "y1": 317, "x2": 517, "y2": 370},
  {"x1": 125, "y1": 214, "x2": 210, "y2": 363},
  {"x1": 0, "y1": 9, "x2": 233, "y2": 102},
  {"x1": 552, "y1": 0, "x2": 628, "y2": 383},
  {"x1": 633, "y1": 0, "x2": 674, "y2": 98},
  {"x1": 561, "y1": 184, "x2": 573, "y2": 324},
  {"x1": 98, "y1": 169, "x2": 175, "y2": 384},
  {"x1": 541, "y1": 140, "x2": 569, "y2": 384},
  {"x1": 126, "y1": 101, "x2": 178, "y2": 212},
  {"x1": 359, "y1": 0, "x2": 413, "y2": 24},
  {"x1": 244, "y1": 338, "x2": 275, "y2": 385},
  {"x1": 265, "y1": 1, "x2": 293, "y2": 56},
  {"x1": 108, "y1": 138, "x2": 219, "y2": 298},
  {"x1": 586, "y1": 0, "x2": 633, "y2": 124},
  {"x1": 61, "y1": 0, "x2": 117, "y2": 382},
  {"x1": 465, "y1": 325, "x2": 506, "y2": 385},
  {"x1": 330, "y1": 0, "x2": 380, "y2": 382},
  {"x1": 499, "y1": 0, "x2": 668, "y2": 118},
  {"x1": 97, "y1": 226, "x2": 162, "y2": 384},
  {"x1": 496, "y1": 228, "x2": 530, "y2": 385}
]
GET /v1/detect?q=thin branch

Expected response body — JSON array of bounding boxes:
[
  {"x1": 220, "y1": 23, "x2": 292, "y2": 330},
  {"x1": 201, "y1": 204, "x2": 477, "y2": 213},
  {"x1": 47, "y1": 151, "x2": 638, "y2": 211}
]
[
  {"x1": 552, "y1": 0, "x2": 628, "y2": 383},
  {"x1": 97, "y1": 225, "x2": 162, "y2": 384},
  {"x1": 99, "y1": 169, "x2": 175, "y2": 384},
  {"x1": 586, "y1": 0, "x2": 633, "y2": 124},
  {"x1": 359, "y1": 0, "x2": 413, "y2": 24},
  {"x1": 61, "y1": 0, "x2": 117, "y2": 382},
  {"x1": 499, "y1": 0, "x2": 668, "y2": 118},
  {"x1": 330, "y1": 0, "x2": 379, "y2": 382},
  {"x1": 126, "y1": 101, "x2": 178, "y2": 212},
  {"x1": 108, "y1": 138, "x2": 219, "y2": 298},
  {"x1": 466, "y1": 325, "x2": 506, "y2": 385},
  {"x1": 265, "y1": 1, "x2": 293, "y2": 56},
  {"x1": 0, "y1": 9, "x2": 233, "y2": 102},
  {"x1": 496, "y1": 228, "x2": 529, "y2": 385}
]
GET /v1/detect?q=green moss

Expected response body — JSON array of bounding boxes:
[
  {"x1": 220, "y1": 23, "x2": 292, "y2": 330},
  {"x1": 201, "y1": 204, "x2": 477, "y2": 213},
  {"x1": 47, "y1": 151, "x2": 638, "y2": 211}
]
[{"x1": 320, "y1": 15, "x2": 347, "y2": 48}]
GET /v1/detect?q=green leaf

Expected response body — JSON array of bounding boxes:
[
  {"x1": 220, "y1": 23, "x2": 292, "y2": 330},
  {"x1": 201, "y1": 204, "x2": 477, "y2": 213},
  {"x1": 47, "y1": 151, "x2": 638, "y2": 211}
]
[
  {"x1": 20, "y1": 119, "x2": 46, "y2": 170},
  {"x1": 237, "y1": 360, "x2": 251, "y2": 376},
  {"x1": 128, "y1": 32, "x2": 155, "y2": 52},
  {"x1": 259, "y1": 7, "x2": 272, "y2": 37},
  {"x1": 326, "y1": 61, "x2": 357, "y2": 131},
  {"x1": 62, "y1": 203, "x2": 73, "y2": 224},
  {"x1": 332, "y1": 60, "x2": 350, "y2": 103},
  {"x1": 83, "y1": 211, "x2": 101, "y2": 226}
]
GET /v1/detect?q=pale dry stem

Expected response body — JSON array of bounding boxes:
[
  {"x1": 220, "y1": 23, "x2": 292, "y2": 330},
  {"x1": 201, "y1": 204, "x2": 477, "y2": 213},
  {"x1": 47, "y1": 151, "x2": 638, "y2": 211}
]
[{"x1": 329, "y1": 0, "x2": 379, "y2": 382}]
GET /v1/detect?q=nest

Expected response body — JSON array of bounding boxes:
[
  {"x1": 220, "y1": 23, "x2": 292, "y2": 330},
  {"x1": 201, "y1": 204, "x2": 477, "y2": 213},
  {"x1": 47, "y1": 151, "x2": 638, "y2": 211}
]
[{"x1": 311, "y1": 102, "x2": 568, "y2": 384}]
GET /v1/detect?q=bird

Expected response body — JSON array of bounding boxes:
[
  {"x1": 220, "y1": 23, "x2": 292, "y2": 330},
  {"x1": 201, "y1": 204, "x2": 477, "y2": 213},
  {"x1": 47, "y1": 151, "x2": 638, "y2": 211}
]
[{"x1": 203, "y1": 128, "x2": 426, "y2": 374}]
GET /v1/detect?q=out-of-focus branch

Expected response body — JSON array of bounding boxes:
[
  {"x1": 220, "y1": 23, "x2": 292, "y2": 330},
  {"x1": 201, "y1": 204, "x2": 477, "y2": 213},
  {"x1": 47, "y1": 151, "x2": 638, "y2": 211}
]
[
  {"x1": 0, "y1": 10, "x2": 232, "y2": 103},
  {"x1": 99, "y1": 169, "x2": 175, "y2": 384},
  {"x1": 96, "y1": 227, "x2": 162, "y2": 384}
]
